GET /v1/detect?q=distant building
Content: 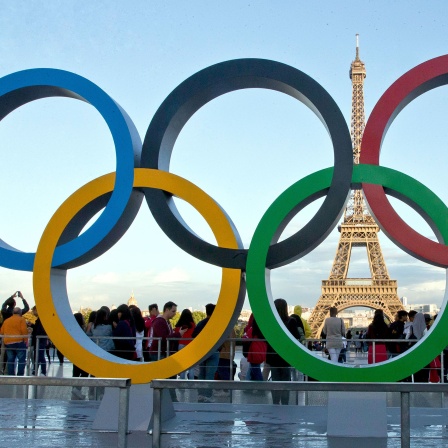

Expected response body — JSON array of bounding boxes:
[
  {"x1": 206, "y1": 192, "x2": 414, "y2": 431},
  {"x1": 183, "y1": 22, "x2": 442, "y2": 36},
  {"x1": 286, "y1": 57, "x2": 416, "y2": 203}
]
[
  {"x1": 301, "y1": 309, "x2": 312, "y2": 320},
  {"x1": 234, "y1": 302, "x2": 439, "y2": 335},
  {"x1": 338, "y1": 309, "x2": 375, "y2": 329},
  {"x1": 239, "y1": 309, "x2": 252, "y2": 322},
  {"x1": 127, "y1": 292, "x2": 137, "y2": 308},
  {"x1": 405, "y1": 303, "x2": 439, "y2": 315}
]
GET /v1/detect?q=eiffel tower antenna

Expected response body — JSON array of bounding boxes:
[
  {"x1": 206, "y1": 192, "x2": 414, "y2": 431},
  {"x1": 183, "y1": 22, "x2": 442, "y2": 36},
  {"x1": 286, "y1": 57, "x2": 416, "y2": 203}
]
[{"x1": 307, "y1": 36, "x2": 404, "y2": 337}]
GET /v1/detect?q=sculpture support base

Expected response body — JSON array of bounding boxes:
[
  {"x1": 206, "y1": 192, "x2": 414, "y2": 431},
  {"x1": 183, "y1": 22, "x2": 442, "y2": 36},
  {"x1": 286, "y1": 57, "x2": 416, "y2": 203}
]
[
  {"x1": 92, "y1": 383, "x2": 175, "y2": 431},
  {"x1": 327, "y1": 391, "x2": 387, "y2": 437}
]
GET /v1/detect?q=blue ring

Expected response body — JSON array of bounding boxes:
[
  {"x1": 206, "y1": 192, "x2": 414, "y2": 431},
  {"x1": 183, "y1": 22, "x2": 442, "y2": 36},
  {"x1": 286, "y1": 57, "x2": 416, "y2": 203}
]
[{"x1": 0, "y1": 69, "x2": 141, "y2": 270}]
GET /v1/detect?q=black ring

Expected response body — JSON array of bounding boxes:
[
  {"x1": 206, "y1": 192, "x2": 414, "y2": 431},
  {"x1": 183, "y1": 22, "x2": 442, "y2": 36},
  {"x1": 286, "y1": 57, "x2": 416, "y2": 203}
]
[{"x1": 141, "y1": 59, "x2": 353, "y2": 269}]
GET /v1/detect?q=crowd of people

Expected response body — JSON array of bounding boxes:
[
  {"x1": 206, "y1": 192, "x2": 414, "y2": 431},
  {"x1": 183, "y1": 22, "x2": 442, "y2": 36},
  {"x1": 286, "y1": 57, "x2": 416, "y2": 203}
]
[
  {"x1": 320, "y1": 307, "x2": 442, "y2": 383},
  {"x1": 0, "y1": 291, "x2": 445, "y2": 403}
]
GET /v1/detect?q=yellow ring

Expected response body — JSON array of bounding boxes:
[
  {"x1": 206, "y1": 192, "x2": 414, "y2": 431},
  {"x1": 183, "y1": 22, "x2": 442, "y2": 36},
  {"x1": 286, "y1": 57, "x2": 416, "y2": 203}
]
[{"x1": 33, "y1": 168, "x2": 242, "y2": 384}]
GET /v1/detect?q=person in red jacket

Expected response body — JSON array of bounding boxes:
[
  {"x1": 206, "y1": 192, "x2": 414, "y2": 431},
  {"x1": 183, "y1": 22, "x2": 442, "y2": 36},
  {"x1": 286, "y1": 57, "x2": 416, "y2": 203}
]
[
  {"x1": 148, "y1": 301, "x2": 186, "y2": 361},
  {"x1": 175, "y1": 309, "x2": 196, "y2": 379},
  {"x1": 148, "y1": 301, "x2": 186, "y2": 403}
]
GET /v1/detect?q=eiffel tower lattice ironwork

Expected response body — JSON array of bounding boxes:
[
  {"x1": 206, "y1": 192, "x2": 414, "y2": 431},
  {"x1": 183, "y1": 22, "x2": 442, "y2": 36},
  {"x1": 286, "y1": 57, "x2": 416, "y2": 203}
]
[{"x1": 307, "y1": 36, "x2": 404, "y2": 338}]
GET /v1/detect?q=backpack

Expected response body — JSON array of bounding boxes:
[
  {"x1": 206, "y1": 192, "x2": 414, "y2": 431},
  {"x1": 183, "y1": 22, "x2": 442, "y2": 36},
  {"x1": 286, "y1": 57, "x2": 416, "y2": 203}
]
[{"x1": 247, "y1": 338, "x2": 267, "y2": 364}]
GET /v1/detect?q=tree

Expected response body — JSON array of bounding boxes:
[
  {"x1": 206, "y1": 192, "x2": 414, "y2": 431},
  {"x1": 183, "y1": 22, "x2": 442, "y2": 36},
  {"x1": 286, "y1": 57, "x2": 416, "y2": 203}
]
[
  {"x1": 192, "y1": 311, "x2": 206, "y2": 324},
  {"x1": 23, "y1": 310, "x2": 37, "y2": 325},
  {"x1": 170, "y1": 311, "x2": 180, "y2": 327},
  {"x1": 234, "y1": 322, "x2": 245, "y2": 339},
  {"x1": 79, "y1": 308, "x2": 93, "y2": 326}
]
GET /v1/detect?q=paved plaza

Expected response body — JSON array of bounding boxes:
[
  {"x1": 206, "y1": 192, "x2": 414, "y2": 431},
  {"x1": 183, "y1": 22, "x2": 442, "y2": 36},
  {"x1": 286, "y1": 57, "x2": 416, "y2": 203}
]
[
  {"x1": 1, "y1": 391, "x2": 448, "y2": 447},
  {"x1": 1, "y1": 356, "x2": 448, "y2": 447}
]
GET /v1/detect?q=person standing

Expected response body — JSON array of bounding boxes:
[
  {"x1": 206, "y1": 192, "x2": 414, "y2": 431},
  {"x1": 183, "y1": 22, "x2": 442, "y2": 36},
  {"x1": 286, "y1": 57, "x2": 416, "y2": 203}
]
[
  {"x1": 247, "y1": 318, "x2": 266, "y2": 382},
  {"x1": 410, "y1": 312, "x2": 429, "y2": 382},
  {"x1": 130, "y1": 306, "x2": 145, "y2": 362},
  {"x1": 214, "y1": 327, "x2": 237, "y2": 398},
  {"x1": 1, "y1": 291, "x2": 29, "y2": 321},
  {"x1": 85, "y1": 311, "x2": 97, "y2": 337},
  {"x1": 354, "y1": 331, "x2": 362, "y2": 354},
  {"x1": 1, "y1": 291, "x2": 29, "y2": 375},
  {"x1": 91, "y1": 308, "x2": 115, "y2": 353},
  {"x1": 288, "y1": 312, "x2": 307, "y2": 377},
  {"x1": 403, "y1": 310, "x2": 417, "y2": 339},
  {"x1": 148, "y1": 301, "x2": 185, "y2": 361},
  {"x1": 266, "y1": 298, "x2": 300, "y2": 405},
  {"x1": 322, "y1": 307, "x2": 345, "y2": 363},
  {"x1": 192, "y1": 303, "x2": 219, "y2": 403},
  {"x1": 366, "y1": 309, "x2": 389, "y2": 364},
  {"x1": 112, "y1": 304, "x2": 136, "y2": 360},
  {"x1": 0, "y1": 307, "x2": 29, "y2": 375},
  {"x1": 148, "y1": 301, "x2": 186, "y2": 402},
  {"x1": 71, "y1": 313, "x2": 89, "y2": 399},
  {"x1": 217, "y1": 327, "x2": 237, "y2": 382},
  {"x1": 388, "y1": 310, "x2": 408, "y2": 357},
  {"x1": 345, "y1": 329, "x2": 353, "y2": 352},
  {"x1": 143, "y1": 304, "x2": 159, "y2": 361},
  {"x1": 293, "y1": 305, "x2": 312, "y2": 340},
  {"x1": 31, "y1": 306, "x2": 47, "y2": 376},
  {"x1": 175, "y1": 309, "x2": 196, "y2": 379}
]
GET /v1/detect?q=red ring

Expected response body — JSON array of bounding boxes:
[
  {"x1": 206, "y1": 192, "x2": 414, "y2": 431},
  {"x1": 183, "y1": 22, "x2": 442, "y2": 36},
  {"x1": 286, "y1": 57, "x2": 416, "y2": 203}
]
[{"x1": 360, "y1": 55, "x2": 448, "y2": 268}]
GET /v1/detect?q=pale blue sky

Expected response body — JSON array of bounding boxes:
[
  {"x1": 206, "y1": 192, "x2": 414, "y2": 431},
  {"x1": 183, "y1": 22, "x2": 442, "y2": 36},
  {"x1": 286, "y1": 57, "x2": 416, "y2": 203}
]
[{"x1": 0, "y1": 1, "x2": 446, "y2": 312}]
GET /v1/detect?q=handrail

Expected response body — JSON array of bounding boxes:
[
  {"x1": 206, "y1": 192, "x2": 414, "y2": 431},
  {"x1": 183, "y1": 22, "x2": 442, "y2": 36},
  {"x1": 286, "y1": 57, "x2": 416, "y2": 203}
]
[
  {"x1": 151, "y1": 379, "x2": 448, "y2": 448},
  {"x1": 0, "y1": 376, "x2": 131, "y2": 448},
  {"x1": 151, "y1": 379, "x2": 448, "y2": 392},
  {"x1": 2, "y1": 333, "x2": 441, "y2": 382},
  {"x1": 0, "y1": 375, "x2": 130, "y2": 387}
]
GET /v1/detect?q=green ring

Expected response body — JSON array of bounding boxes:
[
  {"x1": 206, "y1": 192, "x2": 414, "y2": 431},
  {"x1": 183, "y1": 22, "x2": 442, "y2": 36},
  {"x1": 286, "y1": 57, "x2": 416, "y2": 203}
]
[{"x1": 246, "y1": 164, "x2": 448, "y2": 382}]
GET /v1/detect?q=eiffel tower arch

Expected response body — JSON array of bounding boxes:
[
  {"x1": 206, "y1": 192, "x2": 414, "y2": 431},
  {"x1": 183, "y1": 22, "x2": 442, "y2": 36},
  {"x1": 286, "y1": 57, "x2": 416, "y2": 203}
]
[{"x1": 308, "y1": 36, "x2": 404, "y2": 338}]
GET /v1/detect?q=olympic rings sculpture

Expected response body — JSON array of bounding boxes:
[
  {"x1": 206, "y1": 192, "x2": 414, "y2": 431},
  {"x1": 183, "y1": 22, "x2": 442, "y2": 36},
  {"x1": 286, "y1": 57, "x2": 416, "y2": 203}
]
[{"x1": 0, "y1": 56, "x2": 446, "y2": 384}]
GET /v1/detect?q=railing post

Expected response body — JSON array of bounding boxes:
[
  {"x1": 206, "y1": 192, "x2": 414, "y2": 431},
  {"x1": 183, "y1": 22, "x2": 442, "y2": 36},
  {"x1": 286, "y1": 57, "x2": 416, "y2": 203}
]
[
  {"x1": 30, "y1": 337, "x2": 40, "y2": 399},
  {"x1": 291, "y1": 368, "x2": 298, "y2": 405},
  {"x1": 441, "y1": 350, "x2": 446, "y2": 408},
  {"x1": 401, "y1": 391, "x2": 410, "y2": 448},
  {"x1": 440, "y1": 350, "x2": 444, "y2": 384},
  {"x1": 117, "y1": 381, "x2": 130, "y2": 448},
  {"x1": 230, "y1": 339, "x2": 235, "y2": 403},
  {"x1": 152, "y1": 385, "x2": 162, "y2": 448},
  {"x1": 25, "y1": 334, "x2": 32, "y2": 375},
  {"x1": 24, "y1": 335, "x2": 32, "y2": 400}
]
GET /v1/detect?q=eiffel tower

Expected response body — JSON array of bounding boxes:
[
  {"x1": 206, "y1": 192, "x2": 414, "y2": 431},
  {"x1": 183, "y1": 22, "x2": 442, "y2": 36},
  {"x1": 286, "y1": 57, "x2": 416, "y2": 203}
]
[{"x1": 307, "y1": 36, "x2": 404, "y2": 337}]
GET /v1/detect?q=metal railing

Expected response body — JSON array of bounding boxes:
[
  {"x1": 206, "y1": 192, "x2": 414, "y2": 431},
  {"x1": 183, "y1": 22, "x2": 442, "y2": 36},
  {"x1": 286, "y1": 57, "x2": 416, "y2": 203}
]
[
  {"x1": 150, "y1": 379, "x2": 448, "y2": 448},
  {"x1": 0, "y1": 375, "x2": 131, "y2": 448},
  {"x1": 1, "y1": 334, "x2": 445, "y2": 383}
]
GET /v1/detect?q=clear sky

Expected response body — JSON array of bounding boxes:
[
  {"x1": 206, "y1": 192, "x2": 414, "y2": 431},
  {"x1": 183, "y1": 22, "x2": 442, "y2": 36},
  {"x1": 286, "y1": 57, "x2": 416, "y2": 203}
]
[{"x1": 0, "y1": 1, "x2": 446, "y2": 312}]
